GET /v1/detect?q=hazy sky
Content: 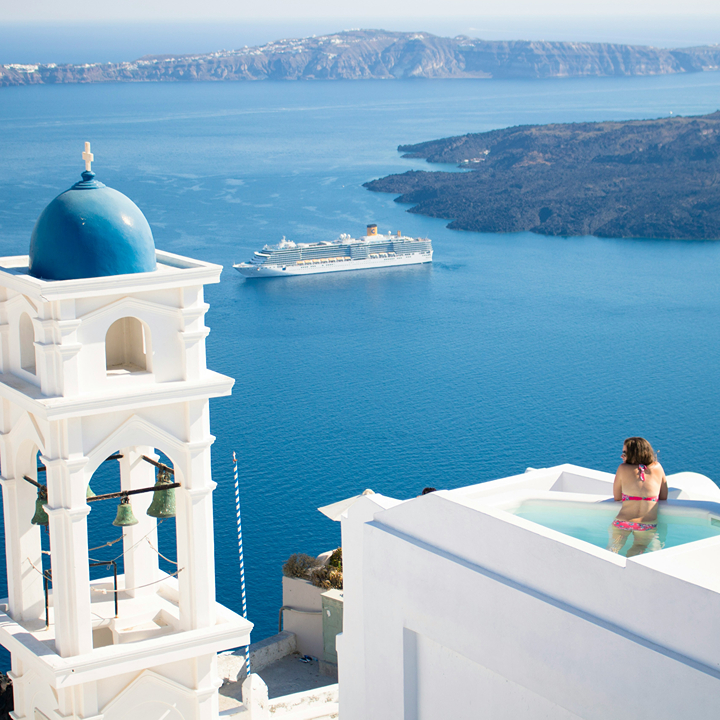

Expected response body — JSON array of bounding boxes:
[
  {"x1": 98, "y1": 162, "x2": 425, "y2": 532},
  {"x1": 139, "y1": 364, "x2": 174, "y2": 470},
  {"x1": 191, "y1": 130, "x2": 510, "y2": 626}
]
[
  {"x1": 2, "y1": 0, "x2": 719, "y2": 65},
  {"x1": 3, "y1": 0, "x2": 719, "y2": 23}
]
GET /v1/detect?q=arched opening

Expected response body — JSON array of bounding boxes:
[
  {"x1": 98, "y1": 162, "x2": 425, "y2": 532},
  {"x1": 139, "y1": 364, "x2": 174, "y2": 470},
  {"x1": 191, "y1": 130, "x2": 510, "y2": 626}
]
[
  {"x1": 105, "y1": 317, "x2": 151, "y2": 374},
  {"x1": 19, "y1": 313, "x2": 36, "y2": 374},
  {"x1": 84, "y1": 447, "x2": 178, "y2": 648},
  {"x1": 10, "y1": 443, "x2": 46, "y2": 624}
]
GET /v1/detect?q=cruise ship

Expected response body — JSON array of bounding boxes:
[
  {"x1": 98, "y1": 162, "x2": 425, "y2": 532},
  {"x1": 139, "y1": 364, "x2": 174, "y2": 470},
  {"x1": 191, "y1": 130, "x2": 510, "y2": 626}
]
[{"x1": 234, "y1": 224, "x2": 432, "y2": 277}]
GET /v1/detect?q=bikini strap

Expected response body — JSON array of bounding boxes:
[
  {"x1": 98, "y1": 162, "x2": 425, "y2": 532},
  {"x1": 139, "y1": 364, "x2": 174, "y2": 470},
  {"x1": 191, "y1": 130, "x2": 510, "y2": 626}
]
[{"x1": 638, "y1": 464, "x2": 646, "y2": 482}]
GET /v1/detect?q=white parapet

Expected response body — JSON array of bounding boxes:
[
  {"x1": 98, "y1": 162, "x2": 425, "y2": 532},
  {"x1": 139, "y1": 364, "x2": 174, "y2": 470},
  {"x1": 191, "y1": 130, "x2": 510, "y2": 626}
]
[{"x1": 337, "y1": 464, "x2": 720, "y2": 720}]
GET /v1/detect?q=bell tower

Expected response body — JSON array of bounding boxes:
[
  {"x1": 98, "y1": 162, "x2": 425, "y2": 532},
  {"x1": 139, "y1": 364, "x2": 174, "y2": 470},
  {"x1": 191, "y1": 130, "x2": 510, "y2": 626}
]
[{"x1": 0, "y1": 147, "x2": 250, "y2": 719}]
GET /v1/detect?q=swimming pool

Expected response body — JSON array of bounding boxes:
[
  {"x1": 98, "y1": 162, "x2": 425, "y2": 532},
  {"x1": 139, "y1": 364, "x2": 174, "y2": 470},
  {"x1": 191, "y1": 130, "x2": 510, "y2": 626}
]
[{"x1": 511, "y1": 500, "x2": 720, "y2": 557}]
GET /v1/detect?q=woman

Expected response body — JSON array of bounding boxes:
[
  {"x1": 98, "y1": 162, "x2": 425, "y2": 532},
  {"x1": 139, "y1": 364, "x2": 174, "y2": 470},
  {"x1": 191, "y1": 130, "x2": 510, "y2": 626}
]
[{"x1": 608, "y1": 437, "x2": 668, "y2": 557}]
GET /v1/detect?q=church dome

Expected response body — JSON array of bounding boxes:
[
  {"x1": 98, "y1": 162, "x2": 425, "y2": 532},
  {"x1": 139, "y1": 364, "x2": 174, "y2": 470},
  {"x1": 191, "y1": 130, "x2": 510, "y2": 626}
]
[{"x1": 29, "y1": 170, "x2": 157, "y2": 281}]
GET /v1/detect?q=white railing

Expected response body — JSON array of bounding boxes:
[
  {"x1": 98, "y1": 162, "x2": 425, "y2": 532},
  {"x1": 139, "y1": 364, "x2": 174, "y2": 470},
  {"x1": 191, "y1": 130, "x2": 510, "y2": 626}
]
[{"x1": 221, "y1": 674, "x2": 338, "y2": 719}]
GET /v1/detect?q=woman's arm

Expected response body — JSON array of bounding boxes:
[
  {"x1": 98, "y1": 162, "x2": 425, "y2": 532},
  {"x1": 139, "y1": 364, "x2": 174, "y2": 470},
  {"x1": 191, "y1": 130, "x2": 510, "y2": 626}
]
[
  {"x1": 658, "y1": 465, "x2": 669, "y2": 500},
  {"x1": 613, "y1": 466, "x2": 624, "y2": 501}
]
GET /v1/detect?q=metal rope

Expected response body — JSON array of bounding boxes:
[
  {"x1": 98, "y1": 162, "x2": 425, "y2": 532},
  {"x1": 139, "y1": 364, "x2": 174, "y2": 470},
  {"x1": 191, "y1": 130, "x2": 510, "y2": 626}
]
[
  {"x1": 29, "y1": 551, "x2": 184, "y2": 597},
  {"x1": 90, "y1": 518, "x2": 167, "y2": 565},
  {"x1": 27, "y1": 558, "x2": 52, "y2": 581},
  {"x1": 90, "y1": 568, "x2": 183, "y2": 594},
  {"x1": 147, "y1": 539, "x2": 178, "y2": 566},
  {"x1": 88, "y1": 536, "x2": 124, "y2": 553}
]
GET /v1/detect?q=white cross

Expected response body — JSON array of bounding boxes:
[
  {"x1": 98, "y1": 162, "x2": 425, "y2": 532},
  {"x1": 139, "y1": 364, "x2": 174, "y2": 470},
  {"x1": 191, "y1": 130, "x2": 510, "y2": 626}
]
[{"x1": 82, "y1": 142, "x2": 94, "y2": 172}]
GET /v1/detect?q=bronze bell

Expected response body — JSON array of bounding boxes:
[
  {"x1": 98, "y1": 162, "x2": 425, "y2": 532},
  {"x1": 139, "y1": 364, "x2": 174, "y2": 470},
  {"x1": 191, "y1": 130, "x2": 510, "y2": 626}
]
[
  {"x1": 147, "y1": 467, "x2": 176, "y2": 519},
  {"x1": 86, "y1": 484, "x2": 96, "y2": 499},
  {"x1": 112, "y1": 496, "x2": 139, "y2": 527},
  {"x1": 31, "y1": 487, "x2": 49, "y2": 526}
]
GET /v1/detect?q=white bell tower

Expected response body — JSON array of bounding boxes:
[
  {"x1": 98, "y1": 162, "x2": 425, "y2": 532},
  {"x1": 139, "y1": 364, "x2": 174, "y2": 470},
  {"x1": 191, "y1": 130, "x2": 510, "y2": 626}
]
[{"x1": 0, "y1": 148, "x2": 251, "y2": 719}]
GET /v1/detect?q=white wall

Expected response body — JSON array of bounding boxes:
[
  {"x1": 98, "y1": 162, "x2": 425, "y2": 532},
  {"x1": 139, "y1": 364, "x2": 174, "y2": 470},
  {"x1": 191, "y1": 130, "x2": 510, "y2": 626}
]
[
  {"x1": 338, "y1": 468, "x2": 720, "y2": 720},
  {"x1": 337, "y1": 494, "x2": 402, "y2": 720},
  {"x1": 405, "y1": 630, "x2": 582, "y2": 720},
  {"x1": 282, "y1": 577, "x2": 323, "y2": 658}
]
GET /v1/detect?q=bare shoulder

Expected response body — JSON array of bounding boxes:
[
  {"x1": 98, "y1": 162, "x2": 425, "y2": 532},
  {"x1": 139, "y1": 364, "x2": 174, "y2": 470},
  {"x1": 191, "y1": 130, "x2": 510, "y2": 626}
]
[{"x1": 652, "y1": 461, "x2": 666, "y2": 476}]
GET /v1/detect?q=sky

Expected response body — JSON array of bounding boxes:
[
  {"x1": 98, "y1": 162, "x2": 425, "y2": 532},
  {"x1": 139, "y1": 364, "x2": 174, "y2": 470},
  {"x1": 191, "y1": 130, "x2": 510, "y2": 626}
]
[
  {"x1": 1, "y1": 1, "x2": 719, "y2": 65},
  {"x1": 2, "y1": 0, "x2": 719, "y2": 23}
]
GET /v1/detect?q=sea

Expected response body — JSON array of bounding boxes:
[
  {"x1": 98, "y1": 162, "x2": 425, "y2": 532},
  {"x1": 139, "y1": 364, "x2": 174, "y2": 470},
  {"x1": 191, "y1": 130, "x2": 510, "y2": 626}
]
[{"x1": 1, "y1": 68, "x2": 720, "y2": 658}]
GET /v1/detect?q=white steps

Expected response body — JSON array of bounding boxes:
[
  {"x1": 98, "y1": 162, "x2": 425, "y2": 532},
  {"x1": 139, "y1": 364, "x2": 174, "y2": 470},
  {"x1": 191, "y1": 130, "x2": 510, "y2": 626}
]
[
  {"x1": 272, "y1": 701, "x2": 339, "y2": 719},
  {"x1": 268, "y1": 684, "x2": 338, "y2": 719}
]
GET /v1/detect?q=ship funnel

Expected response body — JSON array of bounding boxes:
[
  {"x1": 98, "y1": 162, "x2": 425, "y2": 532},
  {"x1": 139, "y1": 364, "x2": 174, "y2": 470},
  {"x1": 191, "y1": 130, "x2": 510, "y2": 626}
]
[{"x1": 367, "y1": 224, "x2": 378, "y2": 236}]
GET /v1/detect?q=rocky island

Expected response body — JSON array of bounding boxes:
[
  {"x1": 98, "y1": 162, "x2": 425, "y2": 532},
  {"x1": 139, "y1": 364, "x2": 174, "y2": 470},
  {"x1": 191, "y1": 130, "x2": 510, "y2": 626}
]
[
  {"x1": 364, "y1": 112, "x2": 720, "y2": 240},
  {"x1": 1, "y1": 29, "x2": 720, "y2": 87}
]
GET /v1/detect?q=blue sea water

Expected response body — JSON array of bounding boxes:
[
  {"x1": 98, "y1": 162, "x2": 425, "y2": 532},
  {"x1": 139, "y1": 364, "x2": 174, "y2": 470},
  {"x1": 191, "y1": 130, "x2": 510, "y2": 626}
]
[{"x1": 1, "y1": 73, "x2": 720, "y2": 656}]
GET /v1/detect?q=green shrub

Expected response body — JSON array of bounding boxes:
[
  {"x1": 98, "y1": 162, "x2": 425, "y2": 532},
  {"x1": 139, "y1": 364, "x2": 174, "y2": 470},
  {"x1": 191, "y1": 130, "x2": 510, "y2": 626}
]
[
  {"x1": 309, "y1": 564, "x2": 343, "y2": 590},
  {"x1": 282, "y1": 553, "x2": 321, "y2": 579},
  {"x1": 328, "y1": 547, "x2": 342, "y2": 570}
]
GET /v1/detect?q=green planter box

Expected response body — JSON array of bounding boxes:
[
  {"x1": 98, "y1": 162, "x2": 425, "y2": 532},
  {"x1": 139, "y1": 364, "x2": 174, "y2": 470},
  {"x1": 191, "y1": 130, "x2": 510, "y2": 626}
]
[{"x1": 321, "y1": 589, "x2": 344, "y2": 667}]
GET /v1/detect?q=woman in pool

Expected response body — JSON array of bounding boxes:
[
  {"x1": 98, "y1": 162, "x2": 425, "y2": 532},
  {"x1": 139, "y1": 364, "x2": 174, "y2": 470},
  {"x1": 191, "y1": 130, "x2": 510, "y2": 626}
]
[{"x1": 608, "y1": 437, "x2": 668, "y2": 556}]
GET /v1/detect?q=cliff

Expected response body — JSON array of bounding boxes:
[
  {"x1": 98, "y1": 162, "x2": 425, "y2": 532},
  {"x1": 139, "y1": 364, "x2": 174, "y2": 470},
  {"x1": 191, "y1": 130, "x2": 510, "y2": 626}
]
[
  {"x1": 364, "y1": 112, "x2": 720, "y2": 240},
  {"x1": 2, "y1": 30, "x2": 720, "y2": 87}
]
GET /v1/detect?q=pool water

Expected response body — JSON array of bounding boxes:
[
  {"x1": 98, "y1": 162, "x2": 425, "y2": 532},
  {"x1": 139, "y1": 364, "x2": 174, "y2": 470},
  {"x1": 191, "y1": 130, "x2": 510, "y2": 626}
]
[{"x1": 512, "y1": 501, "x2": 720, "y2": 557}]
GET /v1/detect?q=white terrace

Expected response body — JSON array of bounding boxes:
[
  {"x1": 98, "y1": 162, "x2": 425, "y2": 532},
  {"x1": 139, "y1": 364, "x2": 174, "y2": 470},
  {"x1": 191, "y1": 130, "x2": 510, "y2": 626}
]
[{"x1": 338, "y1": 464, "x2": 720, "y2": 720}]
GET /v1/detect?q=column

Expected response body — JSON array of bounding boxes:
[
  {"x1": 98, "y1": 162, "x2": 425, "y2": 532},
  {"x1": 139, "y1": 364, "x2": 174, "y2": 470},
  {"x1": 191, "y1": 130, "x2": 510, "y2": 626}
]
[
  {"x1": 0, "y1": 447, "x2": 44, "y2": 623},
  {"x1": 44, "y1": 454, "x2": 92, "y2": 657},
  {"x1": 56, "y1": 683, "x2": 100, "y2": 719},
  {"x1": 119, "y1": 446, "x2": 160, "y2": 598},
  {"x1": 176, "y1": 401, "x2": 217, "y2": 631},
  {"x1": 194, "y1": 654, "x2": 221, "y2": 720},
  {"x1": 8, "y1": 648, "x2": 26, "y2": 720}
]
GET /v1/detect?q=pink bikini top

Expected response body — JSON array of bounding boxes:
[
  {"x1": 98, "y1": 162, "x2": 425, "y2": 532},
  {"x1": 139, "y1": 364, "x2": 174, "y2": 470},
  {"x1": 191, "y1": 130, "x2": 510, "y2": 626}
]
[{"x1": 622, "y1": 465, "x2": 658, "y2": 501}]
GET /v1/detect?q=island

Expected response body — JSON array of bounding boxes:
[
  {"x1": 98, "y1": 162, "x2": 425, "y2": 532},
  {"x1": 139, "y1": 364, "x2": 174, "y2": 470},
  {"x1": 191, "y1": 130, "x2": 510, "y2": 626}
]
[
  {"x1": 1, "y1": 29, "x2": 720, "y2": 87},
  {"x1": 363, "y1": 112, "x2": 720, "y2": 240}
]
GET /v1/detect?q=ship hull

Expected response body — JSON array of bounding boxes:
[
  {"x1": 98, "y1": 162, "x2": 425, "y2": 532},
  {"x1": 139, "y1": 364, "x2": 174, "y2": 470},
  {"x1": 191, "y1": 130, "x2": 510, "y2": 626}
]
[{"x1": 234, "y1": 252, "x2": 432, "y2": 277}]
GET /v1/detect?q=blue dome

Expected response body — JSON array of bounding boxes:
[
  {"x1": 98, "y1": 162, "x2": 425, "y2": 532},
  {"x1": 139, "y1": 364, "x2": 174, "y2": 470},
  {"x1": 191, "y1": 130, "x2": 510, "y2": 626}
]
[{"x1": 29, "y1": 171, "x2": 157, "y2": 281}]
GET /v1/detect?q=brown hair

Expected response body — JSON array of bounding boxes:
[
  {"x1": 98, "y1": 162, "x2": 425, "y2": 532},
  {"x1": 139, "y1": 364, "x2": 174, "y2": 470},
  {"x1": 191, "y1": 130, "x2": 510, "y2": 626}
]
[{"x1": 623, "y1": 437, "x2": 656, "y2": 466}]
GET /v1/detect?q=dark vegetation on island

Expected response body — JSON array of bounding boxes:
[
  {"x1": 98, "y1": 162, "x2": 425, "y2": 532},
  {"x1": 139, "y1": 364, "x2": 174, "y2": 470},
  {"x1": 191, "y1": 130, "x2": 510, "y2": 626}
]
[
  {"x1": 2, "y1": 29, "x2": 720, "y2": 86},
  {"x1": 364, "y1": 112, "x2": 720, "y2": 240}
]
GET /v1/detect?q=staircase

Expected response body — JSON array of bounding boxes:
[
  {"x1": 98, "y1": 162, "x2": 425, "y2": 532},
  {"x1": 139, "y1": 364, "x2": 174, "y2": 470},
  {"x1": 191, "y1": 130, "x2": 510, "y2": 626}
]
[{"x1": 269, "y1": 685, "x2": 338, "y2": 719}]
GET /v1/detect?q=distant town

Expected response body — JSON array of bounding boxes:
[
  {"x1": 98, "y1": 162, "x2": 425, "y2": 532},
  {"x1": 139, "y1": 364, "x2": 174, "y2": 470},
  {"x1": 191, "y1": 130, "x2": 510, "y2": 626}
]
[{"x1": 1, "y1": 28, "x2": 720, "y2": 86}]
